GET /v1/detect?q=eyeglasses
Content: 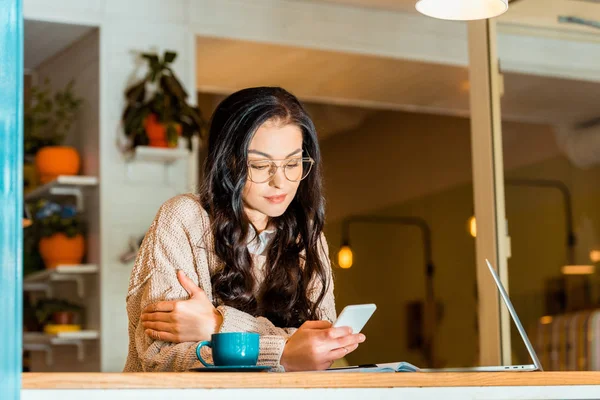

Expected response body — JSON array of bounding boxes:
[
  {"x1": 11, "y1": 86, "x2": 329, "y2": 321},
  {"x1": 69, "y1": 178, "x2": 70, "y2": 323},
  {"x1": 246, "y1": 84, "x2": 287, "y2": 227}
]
[{"x1": 247, "y1": 156, "x2": 315, "y2": 183}]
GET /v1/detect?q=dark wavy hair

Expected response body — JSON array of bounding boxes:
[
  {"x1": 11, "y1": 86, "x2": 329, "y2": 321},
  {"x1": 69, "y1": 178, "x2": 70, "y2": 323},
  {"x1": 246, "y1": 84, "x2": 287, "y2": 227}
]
[{"x1": 199, "y1": 87, "x2": 328, "y2": 328}]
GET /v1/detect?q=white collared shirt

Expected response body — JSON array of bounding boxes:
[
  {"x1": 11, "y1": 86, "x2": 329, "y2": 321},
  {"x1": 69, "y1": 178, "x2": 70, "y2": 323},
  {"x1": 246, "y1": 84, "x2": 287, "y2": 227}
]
[{"x1": 246, "y1": 224, "x2": 277, "y2": 256}]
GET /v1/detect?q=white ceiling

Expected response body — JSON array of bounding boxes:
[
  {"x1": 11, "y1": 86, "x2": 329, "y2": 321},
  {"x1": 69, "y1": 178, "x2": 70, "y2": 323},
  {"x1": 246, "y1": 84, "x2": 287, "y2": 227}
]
[
  {"x1": 300, "y1": 0, "x2": 600, "y2": 34},
  {"x1": 24, "y1": 19, "x2": 95, "y2": 70},
  {"x1": 304, "y1": 0, "x2": 417, "y2": 13},
  {"x1": 195, "y1": 36, "x2": 600, "y2": 135}
]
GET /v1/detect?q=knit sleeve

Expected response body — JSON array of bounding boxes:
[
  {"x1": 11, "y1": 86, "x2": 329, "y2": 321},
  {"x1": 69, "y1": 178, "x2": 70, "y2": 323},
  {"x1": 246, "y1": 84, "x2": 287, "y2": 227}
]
[
  {"x1": 125, "y1": 195, "x2": 211, "y2": 372},
  {"x1": 216, "y1": 233, "x2": 337, "y2": 367}
]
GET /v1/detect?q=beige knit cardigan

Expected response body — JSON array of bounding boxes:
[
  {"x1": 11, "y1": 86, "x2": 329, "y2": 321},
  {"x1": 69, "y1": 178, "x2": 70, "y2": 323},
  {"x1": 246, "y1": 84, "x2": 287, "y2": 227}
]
[{"x1": 123, "y1": 193, "x2": 336, "y2": 372}]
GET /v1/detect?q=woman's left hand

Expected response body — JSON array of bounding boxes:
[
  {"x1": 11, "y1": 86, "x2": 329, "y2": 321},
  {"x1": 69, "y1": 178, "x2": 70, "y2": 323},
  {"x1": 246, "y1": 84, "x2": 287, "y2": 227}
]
[{"x1": 141, "y1": 271, "x2": 223, "y2": 343}]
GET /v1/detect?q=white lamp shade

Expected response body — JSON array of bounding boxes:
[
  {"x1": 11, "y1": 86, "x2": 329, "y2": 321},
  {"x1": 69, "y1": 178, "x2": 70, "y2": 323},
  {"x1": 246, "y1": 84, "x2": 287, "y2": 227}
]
[{"x1": 416, "y1": 0, "x2": 508, "y2": 21}]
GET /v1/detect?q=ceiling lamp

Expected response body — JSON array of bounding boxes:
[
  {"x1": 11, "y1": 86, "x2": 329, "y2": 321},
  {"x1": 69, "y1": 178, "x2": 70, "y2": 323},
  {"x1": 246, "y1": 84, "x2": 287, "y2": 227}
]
[{"x1": 416, "y1": 0, "x2": 508, "y2": 21}]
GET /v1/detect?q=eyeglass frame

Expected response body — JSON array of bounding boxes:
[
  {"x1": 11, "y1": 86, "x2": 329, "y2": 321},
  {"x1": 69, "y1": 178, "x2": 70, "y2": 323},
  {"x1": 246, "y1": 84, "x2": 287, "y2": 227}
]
[{"x1": 246, "y1": 156, "x2": 315, "y2": 183}]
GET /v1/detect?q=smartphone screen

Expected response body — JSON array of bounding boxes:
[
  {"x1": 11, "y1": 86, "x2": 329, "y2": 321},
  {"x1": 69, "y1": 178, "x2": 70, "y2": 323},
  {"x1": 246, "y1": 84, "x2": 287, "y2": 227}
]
[{"x1": 333, "y1": 303, "x2": 377, "y2": 333}]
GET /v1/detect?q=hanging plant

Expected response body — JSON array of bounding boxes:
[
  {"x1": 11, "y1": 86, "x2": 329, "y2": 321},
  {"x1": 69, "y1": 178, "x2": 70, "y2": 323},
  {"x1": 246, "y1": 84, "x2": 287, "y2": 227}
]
[{"x1": 122, "y1": 50, "x2": 207, "y2": 150}]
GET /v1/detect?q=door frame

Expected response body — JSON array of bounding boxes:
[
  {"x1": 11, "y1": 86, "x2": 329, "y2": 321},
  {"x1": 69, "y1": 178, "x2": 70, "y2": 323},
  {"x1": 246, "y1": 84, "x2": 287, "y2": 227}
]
[{"x1": 0, "y1": 0, "x2": 24, "y2": 398}]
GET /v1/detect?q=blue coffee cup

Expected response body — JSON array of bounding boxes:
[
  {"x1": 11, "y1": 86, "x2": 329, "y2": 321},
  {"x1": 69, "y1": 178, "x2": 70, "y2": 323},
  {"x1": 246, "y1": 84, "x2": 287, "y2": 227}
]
[{"x1": 196, "y1": 332, "x2": 260, "y2": 367}]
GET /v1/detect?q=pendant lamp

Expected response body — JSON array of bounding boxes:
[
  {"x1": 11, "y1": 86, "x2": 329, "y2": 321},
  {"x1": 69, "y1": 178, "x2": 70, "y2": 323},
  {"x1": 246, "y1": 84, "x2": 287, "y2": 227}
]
[{"x1": 416, "y1": 0, "x2": 508, "y2": 21}]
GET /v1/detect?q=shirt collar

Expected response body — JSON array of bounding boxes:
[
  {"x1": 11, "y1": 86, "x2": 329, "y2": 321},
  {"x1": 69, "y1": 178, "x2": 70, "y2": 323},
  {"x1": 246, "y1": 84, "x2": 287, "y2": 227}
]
[{"x1": 247, "y1": 224, "x2": 276, "y2": 256}]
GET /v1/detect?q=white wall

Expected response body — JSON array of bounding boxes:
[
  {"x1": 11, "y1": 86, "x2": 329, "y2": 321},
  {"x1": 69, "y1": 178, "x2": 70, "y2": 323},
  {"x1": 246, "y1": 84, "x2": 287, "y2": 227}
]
[
  {"x1": 99, "y1": 7, "x2": 196, "y2": 373},
  {"x1": 498, "y1": 33, "x2": 600, "y2": 83}
]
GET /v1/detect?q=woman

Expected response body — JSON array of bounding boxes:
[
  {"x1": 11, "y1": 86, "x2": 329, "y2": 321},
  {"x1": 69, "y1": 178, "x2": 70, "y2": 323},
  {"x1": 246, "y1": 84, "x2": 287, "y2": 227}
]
[{"x1": 124, "y1": 87, "x2": 365, "y2": 372}]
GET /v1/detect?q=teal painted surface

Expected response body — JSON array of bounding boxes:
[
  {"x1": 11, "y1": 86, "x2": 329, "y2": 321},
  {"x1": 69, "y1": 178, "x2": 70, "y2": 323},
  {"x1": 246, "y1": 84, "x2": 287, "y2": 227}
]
[{"x1": 0, "y1": 0, "x2": 23, "y2": 398}]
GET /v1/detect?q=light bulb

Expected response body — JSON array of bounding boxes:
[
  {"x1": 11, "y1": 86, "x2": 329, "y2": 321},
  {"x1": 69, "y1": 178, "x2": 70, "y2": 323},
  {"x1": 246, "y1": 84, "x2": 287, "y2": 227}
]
[
  {"x1": 338, "y1": 245, "x2": 353, "y2": 269},
  {"x1": 467, "y1": 215, "x2": 477, "y2": 238}
]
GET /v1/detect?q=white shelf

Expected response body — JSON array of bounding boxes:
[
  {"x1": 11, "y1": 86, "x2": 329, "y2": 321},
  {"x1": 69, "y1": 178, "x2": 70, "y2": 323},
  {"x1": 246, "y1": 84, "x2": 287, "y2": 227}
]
[
  {"x1": 24, "y1": 330, "x2": 99, "y2": 342},
  {"x1": 133, "y1": 146, "x2": 189, "y2": 164},
  {"x1": 24, "y1": 264, "x2": 98, "y2": 282},
  {"x1": 23, "y1": 331, "x2": 99, "y2": 365},
  {"x1": 24, "y1": 264, "x2": 98, "y2": 298},
  {"x1": 25, "y1": 175, "x2": 98, "y2": 201},
  {"x1": 24, "y1": 175, "x2": 98, "y2": 211}
]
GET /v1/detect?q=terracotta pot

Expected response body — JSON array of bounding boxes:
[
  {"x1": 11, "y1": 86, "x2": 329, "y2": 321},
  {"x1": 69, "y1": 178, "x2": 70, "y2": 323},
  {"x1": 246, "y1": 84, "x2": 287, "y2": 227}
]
[
  {"x1": 35, "y1": 146, "x2": 80, "y2": 183},
  {"x1": 144, "y1": 114, "x2": 181, "y2": 148},
  {"x1": 39, "y1": 233, "x2": 85, "y2": 269},
  {"x1": 52, "y1": 311, "x2": 76, "y2": 325}
]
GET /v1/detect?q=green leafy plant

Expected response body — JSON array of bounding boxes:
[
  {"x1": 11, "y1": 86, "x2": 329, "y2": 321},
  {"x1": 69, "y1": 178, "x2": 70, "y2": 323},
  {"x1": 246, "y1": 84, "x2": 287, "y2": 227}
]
[
  {"x1": 34, "y1": 298, "x2": 83, "y2": 327},
  {"x1": 122, "y1": 50, "x2": 207, "y2": 150},
  {"x1": 33, "y1": 200, "x2": 85, "y2": 238},
  {"x1": 24, "y1": 78, "x2": 83, "y2": 156}
]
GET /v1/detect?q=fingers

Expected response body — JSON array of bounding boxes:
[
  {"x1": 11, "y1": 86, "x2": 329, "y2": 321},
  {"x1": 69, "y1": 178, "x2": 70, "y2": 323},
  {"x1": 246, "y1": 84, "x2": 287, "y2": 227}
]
[
  {"x1": 140, "y1": 311, "x2": 172, "y2": 323},
  {"x1": 301, "y1": 320, "x2": 332, "y2": 330},
  {"x1": 143, "y1": 301, "x2": 175, "y2": 313},
  {"x1": 315, "y1": 342, "x2": 360, "y2": 370},
  {"x1": 177, "y1": 270, "x2": 204, "y2": 298},
  {"x1": 334, "y1": 333, "x2": 365, "y2": 348},
  {"x1": 321, "y1": 333, "x2": 364, "y2": 365},
  {"x1": 145, "y1": 329, "x2": 177, "y2": 343},
  {"x1": 343, "y1": 343, "x2": 360, "y2": 355},
  {"x1": 317, "y1": 361, "x2": 334, "y2": 371},
  {"x1": 142, "y1": 321, "x2": 175, "y2": 333},
  {"x1": 328, "y1": 343, "x2": 359, "y2": 361},
  {"x1": 324, "y1": 326, "x2": 353, "y2": 339}
]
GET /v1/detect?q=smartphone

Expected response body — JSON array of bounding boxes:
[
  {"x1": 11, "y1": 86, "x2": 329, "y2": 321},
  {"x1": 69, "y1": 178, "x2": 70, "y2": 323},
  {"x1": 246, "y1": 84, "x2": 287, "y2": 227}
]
[{"x1": 333, "y1": 303, "x2": 377, "y2": 333}]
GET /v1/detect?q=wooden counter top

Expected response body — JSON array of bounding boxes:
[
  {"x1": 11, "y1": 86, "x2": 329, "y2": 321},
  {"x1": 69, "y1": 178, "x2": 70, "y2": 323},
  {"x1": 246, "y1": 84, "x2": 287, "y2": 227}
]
[{"x1": 22, "y1": 371, "x2": 600, "y2": 389}]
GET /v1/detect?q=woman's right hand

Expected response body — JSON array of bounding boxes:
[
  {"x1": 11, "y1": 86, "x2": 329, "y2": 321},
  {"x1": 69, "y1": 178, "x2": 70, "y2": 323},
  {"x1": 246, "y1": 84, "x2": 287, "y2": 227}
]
[{"x1": 280, "y1": 320, "x2": 366, "y2": 372}]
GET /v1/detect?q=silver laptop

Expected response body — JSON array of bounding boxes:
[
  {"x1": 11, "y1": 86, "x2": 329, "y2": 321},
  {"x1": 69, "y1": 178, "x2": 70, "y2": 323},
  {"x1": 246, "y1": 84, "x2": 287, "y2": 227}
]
[{"x1": 421, "y1": 259, "x2": 543, "y2": 372}]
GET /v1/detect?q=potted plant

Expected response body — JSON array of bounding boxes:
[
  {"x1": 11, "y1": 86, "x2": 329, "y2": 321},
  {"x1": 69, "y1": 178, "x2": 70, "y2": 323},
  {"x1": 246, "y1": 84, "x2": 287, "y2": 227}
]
[
  {"x1": 33, "y1": 200, "x2": 86, "y2": 269},
  {"x1": 25, "y1": 78, "x2": 83, "y2": 183},
  {"x1": 34, "y1": 298, "x2": 83, "y2": 330},
  {"x1": 121, "y1": 50, "x2": 207, "y2": 150}
]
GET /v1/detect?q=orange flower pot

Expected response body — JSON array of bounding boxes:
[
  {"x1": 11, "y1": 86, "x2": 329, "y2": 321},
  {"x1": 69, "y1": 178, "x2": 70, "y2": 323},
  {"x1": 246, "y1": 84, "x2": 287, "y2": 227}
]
[
  {"x1": 144, "y1": 114, "x2": 181, "y2": 148},
  {"x1": 52, "y1": 311, "x2": 77, "y2": 325},
  {"x1": 35, "y1": 146, "x2": 80, "y2": 183},
  {"x1": 39, "y1": 233, "x2": 85, "y2": 269}
]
